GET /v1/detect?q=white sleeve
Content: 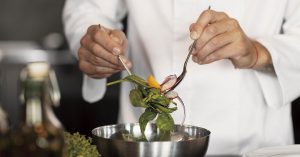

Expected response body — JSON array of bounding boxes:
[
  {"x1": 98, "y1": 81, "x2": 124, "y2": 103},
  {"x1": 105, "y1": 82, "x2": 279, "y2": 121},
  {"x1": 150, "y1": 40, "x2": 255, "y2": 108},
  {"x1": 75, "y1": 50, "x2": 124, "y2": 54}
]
[
  {"x1": 63, "y1": 0, "x2": 127, "y2": 102},
  {"x1": 254, "y1": 1, "x2": 300, "y2": 108},
  {"x1": 82, "y1": 75, "x2": 107, "y2": 103}
]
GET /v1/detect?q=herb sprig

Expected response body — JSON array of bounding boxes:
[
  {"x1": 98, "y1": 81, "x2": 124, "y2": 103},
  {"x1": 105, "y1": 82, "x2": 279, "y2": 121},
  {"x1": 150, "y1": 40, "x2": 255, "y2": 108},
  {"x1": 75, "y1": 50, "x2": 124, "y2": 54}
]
[
  {"x1": 64, "y1": 132, "x2": 100, "y2": 157},
  {"x1": 107, "y1": 75, "x2": 180, "y2": 138}
]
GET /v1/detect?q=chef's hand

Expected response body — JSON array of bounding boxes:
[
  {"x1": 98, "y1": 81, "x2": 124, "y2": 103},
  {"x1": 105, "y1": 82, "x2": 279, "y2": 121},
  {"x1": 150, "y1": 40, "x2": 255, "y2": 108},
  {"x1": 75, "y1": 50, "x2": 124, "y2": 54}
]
[
  {"x1": 190, "y1": 9, "x2": 272, "y2": 69},
  {"x1": 78, "y1": 24, "x2": 132, "y2": 79}
]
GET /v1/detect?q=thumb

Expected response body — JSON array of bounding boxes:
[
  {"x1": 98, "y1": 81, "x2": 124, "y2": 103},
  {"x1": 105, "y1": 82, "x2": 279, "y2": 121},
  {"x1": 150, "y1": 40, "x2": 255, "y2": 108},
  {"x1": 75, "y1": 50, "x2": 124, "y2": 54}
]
[{"x1": 110, "y1": 30, "x2": 127, "y2": 45}]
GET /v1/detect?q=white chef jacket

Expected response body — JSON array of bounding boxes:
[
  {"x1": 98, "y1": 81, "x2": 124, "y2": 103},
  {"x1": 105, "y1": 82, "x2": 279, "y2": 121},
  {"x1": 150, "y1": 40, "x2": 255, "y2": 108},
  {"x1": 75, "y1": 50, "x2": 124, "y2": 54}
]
[{"x1": 63, "y1": 0, "x2": 300, "y2": 155}]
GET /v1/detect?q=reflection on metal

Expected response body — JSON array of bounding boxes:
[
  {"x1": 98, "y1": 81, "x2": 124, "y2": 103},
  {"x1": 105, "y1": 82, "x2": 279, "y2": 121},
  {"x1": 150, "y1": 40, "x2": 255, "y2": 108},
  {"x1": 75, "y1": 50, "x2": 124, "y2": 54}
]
[{"x1": 92, "y1": 123, "x2": 211, "y2": 157}]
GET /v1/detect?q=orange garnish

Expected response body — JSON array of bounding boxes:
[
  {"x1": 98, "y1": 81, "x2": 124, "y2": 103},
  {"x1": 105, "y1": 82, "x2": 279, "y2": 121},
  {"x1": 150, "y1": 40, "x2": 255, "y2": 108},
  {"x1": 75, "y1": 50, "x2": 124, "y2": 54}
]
[{"x1": 147, "y1": 75, "x2": 161, "y2": 89}]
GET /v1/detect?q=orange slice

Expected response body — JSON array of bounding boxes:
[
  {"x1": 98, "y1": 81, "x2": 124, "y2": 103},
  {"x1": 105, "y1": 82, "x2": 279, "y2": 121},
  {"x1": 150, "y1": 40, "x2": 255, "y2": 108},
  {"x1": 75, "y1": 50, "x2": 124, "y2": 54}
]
[{"x1": 147, "y1": 75, "x2": 161, "y2": 89}]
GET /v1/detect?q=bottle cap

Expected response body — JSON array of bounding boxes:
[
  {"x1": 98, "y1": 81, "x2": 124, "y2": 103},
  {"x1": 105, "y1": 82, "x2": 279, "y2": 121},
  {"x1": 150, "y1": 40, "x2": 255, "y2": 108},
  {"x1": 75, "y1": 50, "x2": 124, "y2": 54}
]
[{"x1": 27, "y1": 62, "x2": 50, "y2": 79}]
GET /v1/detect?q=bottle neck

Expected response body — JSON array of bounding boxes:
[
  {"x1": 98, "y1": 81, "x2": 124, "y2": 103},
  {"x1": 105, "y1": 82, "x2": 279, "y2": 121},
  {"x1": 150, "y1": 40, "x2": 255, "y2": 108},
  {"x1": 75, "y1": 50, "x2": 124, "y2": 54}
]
[
  {"x1": 23, "y1": 79, "x2": 46, "y2": 126},
  {"x1": 22, "y1": 78, "x2": 62, "y2": 128}
]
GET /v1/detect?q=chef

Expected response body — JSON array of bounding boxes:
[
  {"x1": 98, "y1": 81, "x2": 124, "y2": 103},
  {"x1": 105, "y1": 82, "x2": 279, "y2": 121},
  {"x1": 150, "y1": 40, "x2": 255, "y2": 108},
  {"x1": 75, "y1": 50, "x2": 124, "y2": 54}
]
[{"x1": 63, "y1": 0, "x2": 300, "y2": 155}]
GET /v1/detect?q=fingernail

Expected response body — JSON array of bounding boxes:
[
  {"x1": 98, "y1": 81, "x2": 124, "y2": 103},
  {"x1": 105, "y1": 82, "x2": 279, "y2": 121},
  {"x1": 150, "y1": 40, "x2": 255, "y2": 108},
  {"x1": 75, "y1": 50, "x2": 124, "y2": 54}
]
[
  {"x1": 112, "y1": 47, "x2": 121, "y2": 55},
  {"x1": 190, "y1": 31, "x2": 200, "y2": 40}
]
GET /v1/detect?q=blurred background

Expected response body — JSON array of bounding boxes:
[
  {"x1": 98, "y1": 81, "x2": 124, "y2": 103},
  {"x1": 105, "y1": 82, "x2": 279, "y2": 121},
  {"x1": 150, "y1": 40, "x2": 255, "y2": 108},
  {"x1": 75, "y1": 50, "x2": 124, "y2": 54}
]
[
  {"x1": 0, "y1": 0, "x2": 120, "y2": 136},
  {"x1": 0, "y1": 0, "x2": 299, "y2": 144}
]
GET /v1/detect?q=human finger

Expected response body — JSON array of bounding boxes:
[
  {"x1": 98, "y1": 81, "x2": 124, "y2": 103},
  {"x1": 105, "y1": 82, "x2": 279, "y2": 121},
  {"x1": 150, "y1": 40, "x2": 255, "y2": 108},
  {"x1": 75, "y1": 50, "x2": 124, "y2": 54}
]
[
  {"x1": 82, "y1": 35, "x2": 123, "y2": 66},
  {"x1": 79, "y1": 60, "x2": 120, "y2": 76},
  {"x1": 95, "y1": 26, "x2": 126, "y2": 56},
  {"x1": 193, "y1": 31, "x2": 236, "y2": 62},
  {"x1": 190, "y1": 10, "x2": 229, "y2": 40},
  {"x1": 109, "y1": 29, "x2": 128, "y2": 48},
  {"x1": 193, "y1": 42, "x2": 237, "y2": 65},
  {"x1": 193, "y1": 19, "x2": 235, "y2": 54},
  {"x1": 79, "y1": 47, "x2": 123, "y2": 70},
  {"x1": 86, "y1": 25, "x2": 124, "y2": 56}
]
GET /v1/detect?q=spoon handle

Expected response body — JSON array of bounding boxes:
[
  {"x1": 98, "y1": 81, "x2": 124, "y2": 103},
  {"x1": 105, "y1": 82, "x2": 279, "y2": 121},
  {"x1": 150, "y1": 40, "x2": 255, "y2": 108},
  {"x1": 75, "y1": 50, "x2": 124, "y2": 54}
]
[{"x1": 118, "y1": 56, "x2": 132, "y2": 75}]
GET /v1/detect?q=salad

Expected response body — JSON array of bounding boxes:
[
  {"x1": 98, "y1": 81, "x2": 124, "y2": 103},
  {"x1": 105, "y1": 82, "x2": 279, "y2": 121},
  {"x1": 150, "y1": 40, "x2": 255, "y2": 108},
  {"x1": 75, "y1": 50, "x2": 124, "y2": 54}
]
[{"x1": 107, "y1": 74, "x2": 185, "y2": 139}]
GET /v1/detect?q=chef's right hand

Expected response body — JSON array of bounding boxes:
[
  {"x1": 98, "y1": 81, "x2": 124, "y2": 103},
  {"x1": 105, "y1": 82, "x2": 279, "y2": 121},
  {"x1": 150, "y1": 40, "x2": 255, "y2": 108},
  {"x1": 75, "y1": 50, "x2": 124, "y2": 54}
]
[{"x1": 78, "y1": 24, "x2": 132, "y2": 79}]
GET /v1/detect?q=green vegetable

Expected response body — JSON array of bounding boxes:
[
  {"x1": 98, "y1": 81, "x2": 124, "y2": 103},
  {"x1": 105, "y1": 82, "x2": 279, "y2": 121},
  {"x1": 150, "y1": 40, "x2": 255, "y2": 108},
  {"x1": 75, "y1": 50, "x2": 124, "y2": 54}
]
[
  {"x1": 156, "y1": 113, "x2": 174, "y2": 131},
  {"x1": 107, "y1": 75, "x2": 148, "y2": 87},
  {"x1": 107, "y1": 75, "x2": 178, "y2": 140},
  {"x1": 64, "y1": 132, "x2": 100, "y2": 157},
  {"x1": 124, "y1": 75, "x2": 148, "y2": 87},
  {"x1": 153, "y1": 103, "x2": 177, "y2": 113},
  {"x1": 139, "y1": 108, "x2": 157, "y2": 136},
  {"x1": 129, "y1": 89, "x2": 147, "y2": 108}
]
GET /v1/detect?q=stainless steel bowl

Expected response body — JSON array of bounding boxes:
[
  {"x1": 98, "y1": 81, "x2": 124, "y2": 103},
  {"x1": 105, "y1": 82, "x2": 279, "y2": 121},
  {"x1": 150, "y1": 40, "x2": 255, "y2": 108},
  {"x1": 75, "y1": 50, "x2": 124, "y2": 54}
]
[{"x1": 92, "y1": 123, "x2": 210, "y2": 157}]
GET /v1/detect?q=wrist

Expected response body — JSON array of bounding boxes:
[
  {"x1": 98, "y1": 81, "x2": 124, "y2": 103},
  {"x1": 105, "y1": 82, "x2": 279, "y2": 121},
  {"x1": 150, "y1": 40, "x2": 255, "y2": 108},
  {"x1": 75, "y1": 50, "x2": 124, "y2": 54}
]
[
  {"x1": 248, "y1": 42, "x2": 259, "y2": 68},
  {"x1": 250, "y1": 41, "x2": 273, "y2": 71}
]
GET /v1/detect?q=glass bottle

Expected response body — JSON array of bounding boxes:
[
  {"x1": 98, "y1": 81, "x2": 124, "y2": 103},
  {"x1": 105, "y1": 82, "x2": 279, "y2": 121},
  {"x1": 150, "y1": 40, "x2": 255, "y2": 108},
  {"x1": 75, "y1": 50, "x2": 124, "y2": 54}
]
[{"x1": 12, "y1": 62, "x2": 65, "y2": 157}]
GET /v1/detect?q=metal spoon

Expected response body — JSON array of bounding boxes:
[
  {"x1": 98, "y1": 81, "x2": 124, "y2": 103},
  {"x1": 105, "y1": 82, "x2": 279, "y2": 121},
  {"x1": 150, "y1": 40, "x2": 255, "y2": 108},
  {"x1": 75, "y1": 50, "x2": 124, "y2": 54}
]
[
  {"x1": 169, "y1": 6, "x2": 212, "y2": 142},
  {"x1": 163, "y1": 42, "x2": 196, "y2": 141},
  {"x1": 166, "y1": 41, "x2": 196, "y2": 93},
  {"x1": 118, "y1": 55, "x2": 132, "y2": 75},
  {"x1": 166, "y1": 6, "x2": 211, "y2": 92}
]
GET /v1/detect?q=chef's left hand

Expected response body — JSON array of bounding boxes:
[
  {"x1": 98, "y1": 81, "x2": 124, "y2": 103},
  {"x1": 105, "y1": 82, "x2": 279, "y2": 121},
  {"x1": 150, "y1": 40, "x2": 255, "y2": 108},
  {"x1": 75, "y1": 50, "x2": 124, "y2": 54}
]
[{"x1": 190, "y1": 9, "x2": 260, "y2": 69}]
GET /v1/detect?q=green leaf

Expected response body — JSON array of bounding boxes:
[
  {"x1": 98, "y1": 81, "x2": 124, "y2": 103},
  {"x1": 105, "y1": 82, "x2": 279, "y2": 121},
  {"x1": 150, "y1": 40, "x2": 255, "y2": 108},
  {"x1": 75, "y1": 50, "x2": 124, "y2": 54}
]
[
  {"x1": 156, "y1": 113, "x2": 174, "y2": 132},
  {"x1": 138, "y1": 86, "x2": 148, "y2": 96},
  {"x1": 129, "y1": 89, "x2": 148, "y2": 108},
  {"x1": 139, "y1": 108, "x2": 157, "y2": 136},
  {"x1": 143, "y1": 92, "x2": 154, "y2": 103},
  {"x1": 148, "y1": 88, "x2": 161, "y2": 94},
  {"x1": 124, "y1": 75, "x2": 148, "y2": 87},
  {"x1": 107, "y1": 73, "x2": 178, "y2": 139},
  {"x1": 150, "y1": 94, "x2": 171, "y2": 106},
  {"x1": 153, "y1": 104, "x2": 177, "y2": 113},
  {"x1": 158, "y1": 130, "x2": 171, "y2": 141}
]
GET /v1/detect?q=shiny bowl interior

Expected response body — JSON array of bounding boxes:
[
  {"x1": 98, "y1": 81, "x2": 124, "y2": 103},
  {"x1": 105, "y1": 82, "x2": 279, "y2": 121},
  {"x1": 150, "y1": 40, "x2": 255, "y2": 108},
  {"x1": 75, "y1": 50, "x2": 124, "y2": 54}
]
[{"x1": 92, "y1": 123, "x2": 210, "y2": 157}]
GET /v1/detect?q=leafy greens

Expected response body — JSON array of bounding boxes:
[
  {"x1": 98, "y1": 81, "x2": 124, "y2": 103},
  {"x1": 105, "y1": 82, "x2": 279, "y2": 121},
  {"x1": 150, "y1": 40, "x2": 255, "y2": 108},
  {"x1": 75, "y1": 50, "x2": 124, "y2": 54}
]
[{"x1": 107, "y1": 74, "x2": 181, "y2": 139}]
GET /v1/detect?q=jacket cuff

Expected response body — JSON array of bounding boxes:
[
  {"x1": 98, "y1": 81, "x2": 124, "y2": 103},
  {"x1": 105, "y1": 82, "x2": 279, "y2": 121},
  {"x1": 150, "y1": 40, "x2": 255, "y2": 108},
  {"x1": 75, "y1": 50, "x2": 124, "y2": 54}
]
[
  {"x1": 254, "y1": 38, "x2": 284, "y2": 108},
  {"x1": 82, "y1": 75, "x2": 107, "y2": 103}
]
